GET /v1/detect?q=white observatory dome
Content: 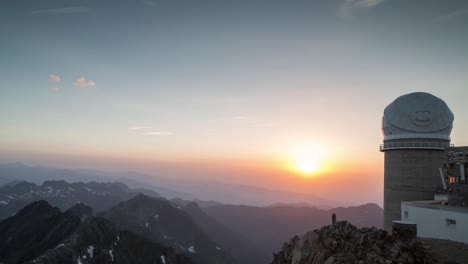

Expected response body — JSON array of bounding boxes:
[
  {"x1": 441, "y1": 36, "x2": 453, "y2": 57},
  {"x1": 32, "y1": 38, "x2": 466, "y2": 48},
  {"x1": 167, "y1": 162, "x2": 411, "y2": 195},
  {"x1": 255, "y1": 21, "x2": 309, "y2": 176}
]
[{"x1": 382, "y1": 92, "x2": 454, "y2": 141}]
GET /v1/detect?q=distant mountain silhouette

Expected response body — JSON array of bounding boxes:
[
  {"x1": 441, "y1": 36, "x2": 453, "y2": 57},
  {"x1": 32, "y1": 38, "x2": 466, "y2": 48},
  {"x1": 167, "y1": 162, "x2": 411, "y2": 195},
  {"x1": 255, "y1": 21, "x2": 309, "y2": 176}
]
[
  {"x1": 171, "y1": 197, "x2": 224, "y2": 208},
  {"x1": 0, "y1": 163, "x2": 194, "y2": 201},
  {"x1": 0, "y1": 163, "x2": 349, "y2": 208},
  {"x1": 0, "y1": 201, "x2": 193, "y2": 264},
  {"x1": 0, "y1": 163, "x2": 110, "y2": 186},
  {"x1": 0, "y1": 180, "x2": 159, "y2": 220},
  {"x1": 203, "y1": 203, "x2": 383, "y2": 258},
  {"x1": 266, "y1": 202, "x2": 332, "y2": 210},
  {"x1": 98, "y1": 194, "x2": 237, "y2": 264}
]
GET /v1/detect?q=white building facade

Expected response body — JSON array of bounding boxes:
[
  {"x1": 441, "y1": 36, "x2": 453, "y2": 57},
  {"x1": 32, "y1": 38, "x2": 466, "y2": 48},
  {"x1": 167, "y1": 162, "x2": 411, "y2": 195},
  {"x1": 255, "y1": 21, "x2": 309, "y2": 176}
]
[{"x1": 401, "y1": 200, "x2": 468, "y2": 244}]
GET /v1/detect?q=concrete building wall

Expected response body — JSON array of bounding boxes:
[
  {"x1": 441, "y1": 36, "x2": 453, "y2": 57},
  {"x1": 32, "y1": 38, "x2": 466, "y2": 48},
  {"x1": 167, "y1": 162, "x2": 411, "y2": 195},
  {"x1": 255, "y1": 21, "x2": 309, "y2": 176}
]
[
  {"x1": 401, "y1": 202, "x2": 468, "y2": 244},
  {"x1": 384, "y1": 149, "x2": 447, "y2": 231}
]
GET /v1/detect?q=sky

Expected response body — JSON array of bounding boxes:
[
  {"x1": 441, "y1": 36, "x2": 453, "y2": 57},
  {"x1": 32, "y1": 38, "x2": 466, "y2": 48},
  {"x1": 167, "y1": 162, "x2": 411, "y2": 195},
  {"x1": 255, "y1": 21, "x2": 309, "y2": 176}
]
[{"x1": 1, "y1": 0, "x2": 468, "y2": 205}]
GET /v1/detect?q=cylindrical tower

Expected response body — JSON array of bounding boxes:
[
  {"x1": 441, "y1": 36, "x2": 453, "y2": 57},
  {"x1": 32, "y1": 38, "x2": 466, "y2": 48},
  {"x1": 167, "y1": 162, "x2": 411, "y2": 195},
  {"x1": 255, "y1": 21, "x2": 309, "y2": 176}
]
[{"x1": 380, "y1": 92, "x2": 454, "y2": 231}]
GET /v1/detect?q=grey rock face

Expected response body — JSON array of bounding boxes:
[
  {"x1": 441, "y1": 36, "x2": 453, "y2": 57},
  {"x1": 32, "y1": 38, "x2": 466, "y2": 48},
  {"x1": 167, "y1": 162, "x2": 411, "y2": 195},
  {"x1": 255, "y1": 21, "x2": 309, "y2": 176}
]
[{"x1": 272, "y1": 221, "x2": 433, "y2": 264}]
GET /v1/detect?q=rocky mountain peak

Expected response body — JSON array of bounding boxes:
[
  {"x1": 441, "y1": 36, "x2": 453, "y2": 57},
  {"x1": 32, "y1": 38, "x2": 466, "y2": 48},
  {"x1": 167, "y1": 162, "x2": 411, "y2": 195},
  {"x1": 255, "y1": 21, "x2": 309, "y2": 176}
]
[
  {"x1": 131, "y1": 193, "x2": 153, "y2": 202},
  {"x1": 99, "y1": 194, "x2": 237, "y2": 264},
  {"x1": 184, "y1": 202, "x2": 201, "y2": 211},
  {"x1": 65, "y1": 203, "x2": 93, "y2": 221},
  {"x1": 14, "y1": 200, "x2": 61, "y2": 219},
  {"x1": 43, "y1": 180, "x2": 68, "y2": 188},
  {"x1": 11, "y1": 181, "x2": 36, "y2": 190},
  {"x1": 272, "y1": 221, "x2": 432, "y2": 264},
  {"x1": 0, "y1": 200, "x2": 194, "y2": 264}
]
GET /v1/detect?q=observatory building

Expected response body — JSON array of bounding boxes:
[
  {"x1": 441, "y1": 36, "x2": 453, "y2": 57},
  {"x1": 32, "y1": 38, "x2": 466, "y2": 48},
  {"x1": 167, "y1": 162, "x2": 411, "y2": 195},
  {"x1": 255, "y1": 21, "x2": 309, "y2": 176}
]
[{"x1": 380, "y1": 92, "x2": 454, "y2": 231}]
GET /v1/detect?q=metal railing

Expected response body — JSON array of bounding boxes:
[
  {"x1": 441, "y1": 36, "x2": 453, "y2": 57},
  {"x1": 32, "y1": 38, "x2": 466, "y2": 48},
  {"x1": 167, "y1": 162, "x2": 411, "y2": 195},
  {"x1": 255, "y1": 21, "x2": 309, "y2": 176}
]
[
  {"x1": 380, "y1": 142, "x2": 453, "y2": 151},
  {"x1": 448, "y1": 151, "x2": 468, "y2": 164}
]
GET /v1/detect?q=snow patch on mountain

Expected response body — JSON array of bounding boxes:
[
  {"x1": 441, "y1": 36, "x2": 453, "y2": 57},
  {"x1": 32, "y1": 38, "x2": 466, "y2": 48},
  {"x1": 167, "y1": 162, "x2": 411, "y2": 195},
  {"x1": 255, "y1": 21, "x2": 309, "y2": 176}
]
[
  {"x1": 109, "y1": 249, "x2": 114, "y2": 261},
  {"x1": 87, "y1": 245, "x2": 94, "y2": 258},
  {"x1": 188, "y1": 245, "x2": 196, "y2": 253}
]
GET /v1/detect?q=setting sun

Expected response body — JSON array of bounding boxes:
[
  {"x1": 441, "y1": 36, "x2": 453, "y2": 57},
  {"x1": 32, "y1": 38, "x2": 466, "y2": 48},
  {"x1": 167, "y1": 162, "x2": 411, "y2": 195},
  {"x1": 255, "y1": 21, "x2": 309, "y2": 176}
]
[
  {"x1": 285, "y1": 144, "x2": 324, "y2": 176},
  {"x1": 296, "y1": 158, "x2": 319, "y2": 174}
]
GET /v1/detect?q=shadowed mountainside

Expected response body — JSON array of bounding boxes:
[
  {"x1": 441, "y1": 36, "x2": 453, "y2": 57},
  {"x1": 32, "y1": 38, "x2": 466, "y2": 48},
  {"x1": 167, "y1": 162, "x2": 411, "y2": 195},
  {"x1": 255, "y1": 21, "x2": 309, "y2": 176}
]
[
  {"x1": 203, "y1": 203, "x2": 383, "y2": 258},
  {"x1": 182, "y1": 202, "x2": 270, "y2": 264},
  {"x1": 0, "y1": 201, "x2": 193, "y2": 264},
  {"x1": 98, "y1": 194, "x2": 237, "y2": 264}
]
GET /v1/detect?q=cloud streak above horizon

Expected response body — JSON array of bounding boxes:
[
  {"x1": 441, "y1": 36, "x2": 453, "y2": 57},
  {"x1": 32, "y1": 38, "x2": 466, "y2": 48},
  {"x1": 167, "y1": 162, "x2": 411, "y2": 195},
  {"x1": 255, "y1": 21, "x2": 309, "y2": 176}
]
[
  {"x1": 32, "y1": 6, "x2": 89, "y2": 15},
  {"x1": 339, "y1": 0, "x2": 384, "y2": 18},
  {"x1": 129, "y1": 126, "x2": 152, "y2": 130},
  {"x1": 439, "y1": 8, "x2": 468, "y2": 22},
  {"x1": 143, "y1": 1, "x2": 158, "y2": 7},
  {"x1": 142, "y1": 131, "x2": 174, "y2": 136}
]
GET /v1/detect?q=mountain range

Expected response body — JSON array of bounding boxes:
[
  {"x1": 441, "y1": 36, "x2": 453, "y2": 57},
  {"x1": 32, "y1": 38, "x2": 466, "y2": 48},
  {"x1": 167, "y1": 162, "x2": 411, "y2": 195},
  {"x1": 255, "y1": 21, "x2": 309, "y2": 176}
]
[
  {"x1": 0, "y1": 163, "x2": 383, "y2": 263},
  {"x1": 0, "y1": 201, "x2": 193, "y2": 264},
  {"x1": 0, "y1": 180, "x2": 159, "y2": 220},
  {"x1": 0, "y1": 163, "x2": 350, "y2": 207},
  {"x1": 99, "y1": 194, "x2": 237, "y2": 264}
]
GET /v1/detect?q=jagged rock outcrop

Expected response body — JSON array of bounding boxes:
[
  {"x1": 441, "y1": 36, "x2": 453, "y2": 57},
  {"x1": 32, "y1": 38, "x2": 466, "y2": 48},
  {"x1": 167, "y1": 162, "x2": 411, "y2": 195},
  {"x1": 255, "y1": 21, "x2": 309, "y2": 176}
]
[{"x1": 272, "y1": 221, "x2": 432, "y2": 264}]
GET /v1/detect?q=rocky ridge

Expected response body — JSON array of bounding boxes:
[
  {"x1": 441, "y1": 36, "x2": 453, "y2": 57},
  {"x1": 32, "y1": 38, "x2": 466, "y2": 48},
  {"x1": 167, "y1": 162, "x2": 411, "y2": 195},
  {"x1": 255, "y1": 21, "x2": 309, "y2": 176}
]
[
  {"x1": 99, "y1": 194, "x2": 237, "y2": 264},
  {"x1": 0, "y1": 200, "x2": 193, "y2": 264},
  {"x1": 272, "y1": 221, "x2": 433, "y2": 264}
]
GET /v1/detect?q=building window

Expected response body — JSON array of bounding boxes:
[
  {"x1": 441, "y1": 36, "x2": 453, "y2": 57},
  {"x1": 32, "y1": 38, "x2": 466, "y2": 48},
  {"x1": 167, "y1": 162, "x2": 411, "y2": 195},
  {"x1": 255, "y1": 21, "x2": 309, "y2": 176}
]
[
  {"x1": 446, "y1": 219, "x2": 456, "y2": 226},
  {"x1": 404, "y1": 211, "x2": 408, "y2": 219},
  {"x1": 449, "y1": 176, "x2": 458, "y2": 184}
]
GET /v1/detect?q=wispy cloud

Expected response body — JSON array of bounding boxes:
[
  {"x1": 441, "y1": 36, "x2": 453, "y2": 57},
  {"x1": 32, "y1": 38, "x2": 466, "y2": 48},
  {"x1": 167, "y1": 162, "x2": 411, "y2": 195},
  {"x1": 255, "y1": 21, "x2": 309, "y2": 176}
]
[
  {"x1": 50, "y1": 74, "x2": 61, "y2": 82},
  {"x1": 51, "y1": 87, "x2": 60, "y2": 92},
  {"x1": 142, "y1": 131, "x2": 174, "y2": 136},
  {"x1": 74, "y1": 77, "x2": 96, "y2": 89},
  {"x1": 339, "y1": 0, "x2": 384, "y2": 19},
  {"x1": 32, "y1": 6, "x2": 89, "y2": 15},
  {"x1": 143, "y1": 1, "x2": 158, "y2": 7},
  {"x1": 439, "y1": 8, "x2": 468, "y2": 22},
  {"x1": 232, "y1": 116, "x2": 248, "y2": 120},
  {"x1": 129, "y1": 126, "x2": 152, "y2": 130}
]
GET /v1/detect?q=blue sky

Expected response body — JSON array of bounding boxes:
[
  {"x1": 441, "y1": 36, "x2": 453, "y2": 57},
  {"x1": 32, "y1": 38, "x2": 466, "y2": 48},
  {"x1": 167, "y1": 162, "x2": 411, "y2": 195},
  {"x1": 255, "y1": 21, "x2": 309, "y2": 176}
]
[{"x1": 1, "y1": 0, "x2": 468, "y2": 203}]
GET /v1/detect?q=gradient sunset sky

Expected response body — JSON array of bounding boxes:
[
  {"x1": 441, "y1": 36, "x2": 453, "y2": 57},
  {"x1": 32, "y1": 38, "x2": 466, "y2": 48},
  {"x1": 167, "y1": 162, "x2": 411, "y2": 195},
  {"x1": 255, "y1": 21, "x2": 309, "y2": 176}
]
[{"x1": 1, "y1": 0, "x2": 468, "y2": 205}]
